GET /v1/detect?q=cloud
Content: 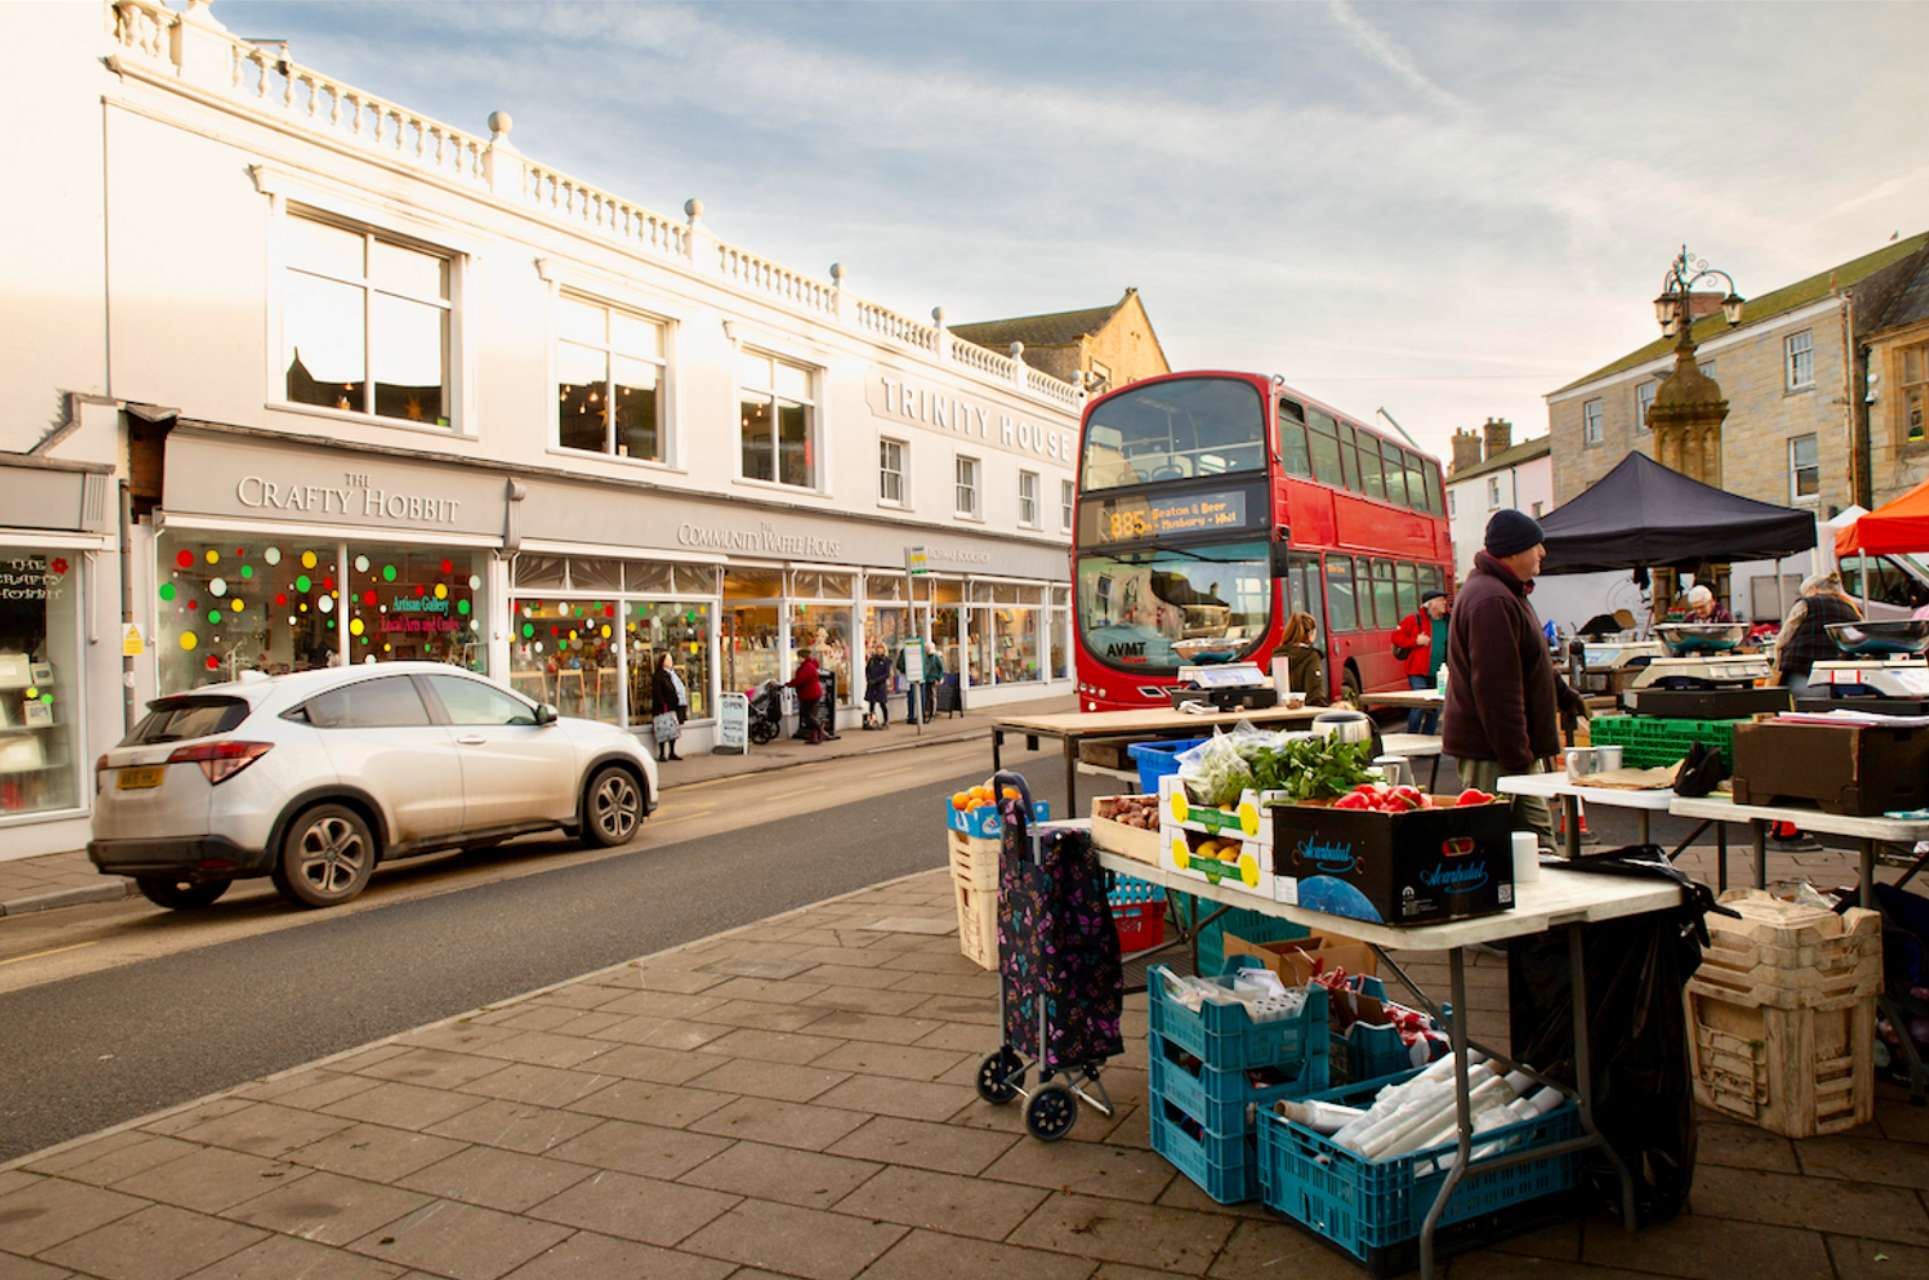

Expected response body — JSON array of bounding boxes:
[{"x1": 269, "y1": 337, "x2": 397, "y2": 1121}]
[{"x1": 1324, "y1": 0, "x2": 1465, "y2": 115}]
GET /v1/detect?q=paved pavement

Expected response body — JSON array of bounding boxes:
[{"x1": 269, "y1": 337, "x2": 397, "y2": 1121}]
[
  {"x1": 5, "y1": 850, "x2": 1926, "y2": 1279},
  {"x1": 0, "y1": 693, "x2": 1075, "y2": 918}
]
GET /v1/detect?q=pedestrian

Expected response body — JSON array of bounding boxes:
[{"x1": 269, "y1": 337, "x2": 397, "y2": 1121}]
[
  {"x1": 1391, "y1": 589, "x2": 1449, "y2": 733},
  {"x1": 864, "y1": 641, "x2": 892, "y2": 728},
  {"x1": 1442, "y1": 509, "x2": 1589, "y2": 852},
  {"x1": 1682, "y1": 584, "x2": 1734, "y2": 623},
  {"x1": 650, "y1": 651, "x2": 686, "y2": 762},
  {"x1": 1277, "y1": 611, "x2": 1330, "y2": 706},
  {"x1": 924, "y1": 645, "x2": 946, "y2": 719},
  {"x1": 1771, "y1": 572, "x2": 1861, "y2": 698},
  {"x1": 789, "y1": 646, "x2": 826, "y2": 744}
]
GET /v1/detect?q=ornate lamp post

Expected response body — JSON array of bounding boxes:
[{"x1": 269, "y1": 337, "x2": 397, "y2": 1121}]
[{"x1": 1645, "y1": 246, "x2": 1745, "y2": 487}]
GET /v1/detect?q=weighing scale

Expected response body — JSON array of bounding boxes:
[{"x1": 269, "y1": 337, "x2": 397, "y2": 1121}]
[
  {"x1": 1577, "y1": 636, "x2": 1667, "y2": 697},
  {"x1": 1624, "y1": 624, "x2": 1790, "y2": 718},
  {"x1": 1168, "y1": 661, "x2": 1278, "y2": 712},
  {"x1": 1796, "y1": 621, "x2": 1929, "y2": 716}
]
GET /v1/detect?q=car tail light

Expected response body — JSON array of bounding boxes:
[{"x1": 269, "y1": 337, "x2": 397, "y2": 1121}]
[
  {"x1": 95, "y1": 754, "x2": 109, "y2": 793},
  {"x1": 167, "y1": 740, "x2": 273, "y2": 784}
]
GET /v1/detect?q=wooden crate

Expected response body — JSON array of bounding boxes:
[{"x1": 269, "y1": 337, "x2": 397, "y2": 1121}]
[
  {"x1": 1091, "y1": 797, "x2": 1162, "y2": 865},
  {"x1": 953, "y1": 878, "x2": 999, "y2": 970},
  {"x1": 947, "y1": 829, "x2": 999, "y2": 891},
  {"x1": 1685, "y1": 988, "x2": 1874, "y2": 1137},
  {"x1": 1682, "y1": 891, "x2": 1881, "y2": 1137}
]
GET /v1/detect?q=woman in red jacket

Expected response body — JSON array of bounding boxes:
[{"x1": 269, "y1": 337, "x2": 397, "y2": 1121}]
[
  {"x1": 1390, "y1": 590, "x2": 1449, "y2": 734},
  {"x1": 788, "y1": 648, "x2": 826, "y2": 745}
]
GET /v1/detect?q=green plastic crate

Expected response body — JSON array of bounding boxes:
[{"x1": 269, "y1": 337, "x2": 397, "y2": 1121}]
[{"x1": 1588, "y1": 715, "x2": 1744, "y2": 770}]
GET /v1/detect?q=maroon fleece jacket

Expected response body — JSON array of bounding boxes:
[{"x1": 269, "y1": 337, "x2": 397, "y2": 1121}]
[{"x1": 1442, "y1": 551, "x2": 1583, "y2": 772}]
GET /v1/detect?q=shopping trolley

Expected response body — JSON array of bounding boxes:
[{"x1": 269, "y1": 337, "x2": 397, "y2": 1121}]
[{"x1": 975, "y1": 770, "x2": 1125, "y2": 1140}]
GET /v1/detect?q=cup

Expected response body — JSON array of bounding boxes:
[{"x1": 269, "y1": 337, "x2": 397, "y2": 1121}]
[
  {"x1": 1512, "y1": 831, "x2": 1542, "y2": 884},
  {"x1": 1594, "y1": 745, "x2": 1624, "y2": 771},
  {"x1": 1564, "y1": 747, "x2": 1601, "y2": 779},
  {"x1": 1372, "y1": 755, "x2": 1412, "y2": 790}
]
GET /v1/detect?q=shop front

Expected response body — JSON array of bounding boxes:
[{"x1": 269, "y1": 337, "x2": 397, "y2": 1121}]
[{"x1": 0, "y1": 456, "x2": 120, "y2": 861}]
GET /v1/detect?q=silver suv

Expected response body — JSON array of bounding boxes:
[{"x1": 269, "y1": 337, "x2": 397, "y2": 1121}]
[{"x1": 89, "y1": 664, "x2": 658, "y2": 910}]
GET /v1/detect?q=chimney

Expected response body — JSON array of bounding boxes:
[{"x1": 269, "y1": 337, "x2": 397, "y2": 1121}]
[
  {"x1": 1482, "y1": 417, "x2": 1513, "y2": 459},
  {"x1": 1449, "y1": 428, "x2": 1483, "y2": 475}
]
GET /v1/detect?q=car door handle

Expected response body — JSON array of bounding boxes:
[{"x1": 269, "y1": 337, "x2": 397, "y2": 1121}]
[{"x1": 455, "y1": 735, "x2": 487, "y2": 745}]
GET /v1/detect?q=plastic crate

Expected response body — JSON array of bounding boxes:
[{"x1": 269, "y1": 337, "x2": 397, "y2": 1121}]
[
  {"x1": 1128, "y1": 737, "x2": 1209, "y2": 795},
  {"x1": 1257, "y1": 1069, "x2": 1580, "y2": 1270},
  {"x1": 1332, "y1": 976, "x2": 1452, "y2": 1084},
  {"x1": 1588, "y1": 715, "x2": 1745, "y2": 770},
  {"x1": 1108, "y1": 872, "x2": 1168, "y2": 953},
  {"x1": 1147, "y1": 962, "x2": 1330, "y2": 1074},
  {"x1": 1149, "y1": 1092, "x2": 1263, "y2": 1204},
  {"x1": 1149, "y1": 1030, "x2": 1328, "y2": 1132}
]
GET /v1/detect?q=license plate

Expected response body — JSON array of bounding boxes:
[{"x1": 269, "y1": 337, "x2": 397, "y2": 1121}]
[{"x1": 117, "y1": 766, "x2": 166, "y2": 790}]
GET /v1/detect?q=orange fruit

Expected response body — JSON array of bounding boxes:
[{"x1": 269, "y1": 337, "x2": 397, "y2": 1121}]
[
  {"x1": 1001, "y1": 786, "x2": 1021, "y2": 802},
  {"x1": 951, "y1": 792, "x2": 970, "y2": 810}
]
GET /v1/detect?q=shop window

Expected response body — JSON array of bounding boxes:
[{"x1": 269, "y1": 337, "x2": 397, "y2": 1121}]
[
  {"x1": 1788, "y1": 434, "x2": 1820, "y2": 503},
  {"x1": 555, "y1": 293, "x2": 668, "y2": 462},
  {"x1": 282, "y1": 211, "x2": 452, "y2": 427},
  {"x1": 0, "y1": 549, "x2": 81, "y2": 817},
  {"x1": 1050, "y1": 605, "x2": 1069, "y2": 680},
  {"x1": 955, "y1": 455, "x2": 981, "y2": 518},
  {"x1": 792, "y1": 604, "x2": 853, "y2": 703},
  {"x1": 156, "y1": 534, "x2": 341, "y2": 691},
  {"x1": 880, "y1": 438, "x2": 907, "y2": 506},
  {"x1": 1061, "y1": 479, "x2": 1075, "y2": 531},
  {"x1": 628, "y1": 601, "x2": 711, "y2": 723},
  {"x1": 1019, "y1": 471, "x2": 1040, "y2": 528},
  {"x1": 867, "y1": 573, "x2": 906, "y2": 602},
  {"x1": 739, "y1": 350, "x2": 816, "y2": 488},
  {"x1": 510, "y1": 597, "x2": 621, "y2": 724},
  {"x1": 344, "y1": 545, "x2": 487, "y2": 670},
  {"x1": 722, "y1": 566, "x2": 781, "y2": 694},
  {"x1": 1582, "y1": 398, "x2": 1604, "y2": 447}
]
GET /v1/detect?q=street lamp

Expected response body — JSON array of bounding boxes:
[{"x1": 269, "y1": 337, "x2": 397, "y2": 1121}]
[{"x1": 1652, "y1": 244, "x2": 1745, "y2": 337}]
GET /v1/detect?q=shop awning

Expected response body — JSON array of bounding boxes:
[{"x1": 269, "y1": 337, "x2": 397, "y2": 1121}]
[
  {"x1": 1538, "y1": 451, "x2": 1816, "y2": 574},
  {"x1": 1836, "y1": 475, "x2": 1929, "y2": 556}
]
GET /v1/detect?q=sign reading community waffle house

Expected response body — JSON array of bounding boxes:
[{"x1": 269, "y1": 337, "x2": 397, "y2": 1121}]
[
  {"x1": 675, "y1": 521, "x2": 842, "y2": 559},
  {"x1": 867, "y1": 370, "x2": 1078, "y2": 462}
]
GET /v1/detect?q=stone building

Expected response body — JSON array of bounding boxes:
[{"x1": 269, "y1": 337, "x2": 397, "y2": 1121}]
[
  {"x1": 1863, "y1": 251, "x2": 1929, "y2": 507},
  {"x1": 1443, "y1": 419, "x2": 1552, "y2": 579},
  {"x1": 1545, "y1": 233, "x2": 1929, "y2": 516},
  {"x1": 950, "y1": 288, "x2": 1170, "y2": 395}
]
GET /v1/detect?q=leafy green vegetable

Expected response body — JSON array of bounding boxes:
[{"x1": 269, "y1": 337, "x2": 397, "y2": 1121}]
[{"x1": 1250, "y1": 737, "x2": 1380, "y2": 802}]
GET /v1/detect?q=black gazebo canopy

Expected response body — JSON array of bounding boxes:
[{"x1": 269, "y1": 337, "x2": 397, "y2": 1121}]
[{"x1": 1537, "y1": 451, "x2": 1815, "y2": 574}]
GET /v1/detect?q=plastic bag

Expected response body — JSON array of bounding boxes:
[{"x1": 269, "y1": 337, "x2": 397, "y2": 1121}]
[
  {"x1": 1176, "y1": 731, "x2": 1253, "y2": 806},
  {"x1": 1506, "y1": 848, "x2": 1728, "y2": 1226}
]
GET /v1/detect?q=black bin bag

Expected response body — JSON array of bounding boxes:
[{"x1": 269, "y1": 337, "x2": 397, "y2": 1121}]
[{"x1": 1507, "y1": 849, "x2": 1736, "y2": 1226}]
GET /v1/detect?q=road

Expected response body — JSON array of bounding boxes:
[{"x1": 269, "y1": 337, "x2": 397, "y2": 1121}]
[{"x1": 0, "y1": 736, "x2": 1074, "y2": 1161}]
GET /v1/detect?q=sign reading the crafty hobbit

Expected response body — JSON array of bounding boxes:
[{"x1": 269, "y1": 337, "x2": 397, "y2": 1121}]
[
  {"x1": 867, "y1": 372, "x2": 1077, "y2": 463},
  {"x1": 235, "y1": 471, "x2": 463, "y2": 526}
]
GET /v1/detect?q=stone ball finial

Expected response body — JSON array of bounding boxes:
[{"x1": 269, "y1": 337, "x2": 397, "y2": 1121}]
[
  {"x1": 931, "y1": 305, "x2": 946, "y2": 325},
  {"x1": 1009, "y1": 341, "x2": 1025, "y2": 358},
  {"x1": 683, "y1": 198, "x2": 704, "y2": 220},
  {"x1": 487, "y1": 111, "x2": 512, "y2": 139},
  {"x1": 830, "y1": 262, "x2": 846, "y2": 283}
]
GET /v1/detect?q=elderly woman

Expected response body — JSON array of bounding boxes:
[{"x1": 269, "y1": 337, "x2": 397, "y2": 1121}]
[
  {"x1": 1683, "y1": 584, "x2": 1734, "y2": 624},
  {"x1": 1773, "y1": 572, "x2": 1861, "y2": 697}
]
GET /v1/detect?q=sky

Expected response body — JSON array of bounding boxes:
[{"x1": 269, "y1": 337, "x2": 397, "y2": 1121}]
[{"x1": 220, "y1": 0, "x2": 1929, "y2": 463}]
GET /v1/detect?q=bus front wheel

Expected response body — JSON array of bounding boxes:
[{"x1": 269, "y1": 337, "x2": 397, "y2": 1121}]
[{"x1": 1342, "y1": 666, "x2": 1362, "y2": 706}]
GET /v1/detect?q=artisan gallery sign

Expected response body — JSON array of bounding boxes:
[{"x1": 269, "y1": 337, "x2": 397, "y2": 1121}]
[{"x1": 867, "y1": 371, "x2": 1077, "y2": 462}]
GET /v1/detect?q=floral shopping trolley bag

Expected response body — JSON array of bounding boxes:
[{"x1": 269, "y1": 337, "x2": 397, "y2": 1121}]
[{"x1": 995, "y1": 781, "x2": 1124, "y2": 1072}]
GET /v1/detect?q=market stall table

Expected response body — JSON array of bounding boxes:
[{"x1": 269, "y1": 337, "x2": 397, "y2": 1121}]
[
  {"x1": 1666, "y1": 794, "x2": 1929, "y2": 909},
  {"x1": 1357, "y1": 688, "x2": 1445, "y2": 711},
  {"x1": 990, "y1": 704, "x2": 1325, "y2": 814},
  {"x1": 1085, "y1": 831, "x2": 1673, "y2": 1279},
  {"x1": 1496, "y1": 771, "x2": 1689, "y2": 860},
  {"x1": 1379, "y1": 731, "x2": 1445, "y2": 790}
]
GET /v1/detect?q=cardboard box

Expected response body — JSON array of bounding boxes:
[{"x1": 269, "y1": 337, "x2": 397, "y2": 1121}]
[
  {"x1": 1164, "y1": 824, "x2": 1279, "y2": 901},
  {"x1": 1731, "y1": 719, "x2": 1929, "y2": 816},
  {"x1": 1158, "y1": 775, "x2": 1279, "y2": 847},
  {"x1": 1221, "y1": 930, "x2": 1378, "y2": 988},
  {"x1": 944, "y1": 799, "x2": 1050, "y2": 839},
  {"x1": 1269, "y1": 798, "x2": 1515, "y2": 926}
]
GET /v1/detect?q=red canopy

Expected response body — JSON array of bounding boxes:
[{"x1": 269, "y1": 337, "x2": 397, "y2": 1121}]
[{"x1": 1837, "y1": 475, "x2": 1929, "y2": 555}]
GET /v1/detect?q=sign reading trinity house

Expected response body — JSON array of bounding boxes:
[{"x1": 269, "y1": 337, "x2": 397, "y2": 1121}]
[{"x1": 868, "y1": 371, "x2": 1077, "y2": 463}]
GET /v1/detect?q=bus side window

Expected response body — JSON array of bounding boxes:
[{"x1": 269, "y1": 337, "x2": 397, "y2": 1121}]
[
  {"x1": 1372, "y1": 558, "x2": 1397, "y2": 630},
  {"x1": 1420, "y1": 563, "x2": 1445, "y2": 596},
  {"x1": 1338, "y1": 424, "x2": 1361, "y2": 493},
  {"x1": 1395, "y1": 562, "x2": 1418, "y2": 621},
  {"x1": 1279, "y1": 411, "x2": 1313, "y2": 479},
  {"x1": 1307, "y1": 411, "x2": 1344, "y2": 487},
  {"x1": 1380, "y1": 442, "x2": 1408, "y2": 507},
  {"x1": 1327, "y1": 555, "x2": 1358, "y2": 632},
  {"x1": 1358, "y1": 435, "x2": 1386, "y2": 501},
  {"x1": 1292, "y1": 553, "x2": 1327, "y2": 639},
  {"x1": 1403, "y1": 451, "x2": 1428, "y2": 513},
  {"x1": 1422, "y1": 458, "x2": 1445, "y2": 516}
]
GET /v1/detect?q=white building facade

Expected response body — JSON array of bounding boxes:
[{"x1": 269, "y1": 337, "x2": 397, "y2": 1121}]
[
  {"x1": 1442, "y1": 426, "x2": 1553, "y2": 581},
  {"x1": 0, "y1": 0, "x2": 1085, "y2": 860}
]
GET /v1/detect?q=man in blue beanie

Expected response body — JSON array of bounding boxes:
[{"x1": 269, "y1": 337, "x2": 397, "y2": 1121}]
[{"x1": 1442, "y1": 508, "x2": 1587, "y2": 851}]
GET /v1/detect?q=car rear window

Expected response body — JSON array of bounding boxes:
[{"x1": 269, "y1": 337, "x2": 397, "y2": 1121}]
[{"x1": 125, "y1": 696, "x2": 250, "y2": 745}]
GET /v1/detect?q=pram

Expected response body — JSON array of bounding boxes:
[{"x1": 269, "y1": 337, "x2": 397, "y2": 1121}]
[{"x1": 975, "y1": 770, "x2": 1125, "y2": 1140}]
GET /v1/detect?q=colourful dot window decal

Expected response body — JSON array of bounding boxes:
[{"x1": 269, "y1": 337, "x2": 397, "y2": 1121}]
[
  {"x1": 231, "y1": 598, "x2": 245, "y2": 612},
  {"x1": 207, "y1": 610, "x2": 222, "y2": 624},
  {"x1": 206, "y1": 655, "x2": 220, "y2": 671},
  {"x1": 209, "y1": 578, "x2": 227, "y2": 597},
  {"x1": 301, "y1": 550, "x2": 318, "y2": 569},
  {"x1": 176, "y1": 550, "x2": 193, "y2": 569},
  {"x1": 434, "y1": 583, "x2": 448, "y2": 601},
  {"x1": 240, "y1": 565, "x2": 254, "y2": 580},
  {"x1": 456, "y1": 599, "x2": 471, "y2": 616},
  {"x1": 382, "y1": 564, "x2": 397, "y2": 582},
  {"x1": 263, "y1": 547, "x2": 282, "y2": 565},
  {"x1": 179, "y1": 632, "x2": 198, "y2": 651},
  {"x1": 363, "y1": 590, "x2": 378, "y2": 606},
  {"x1": 349, "y1": 618, "x2": 364, "y2": 637},
  {"x1": 522, "y1": 622, "x2": 534, "y2": 638},
  {"x1": 274, "y1": 592, "x2": 288, "y2": 607},
  {"x1": 354, "y1": 555, "x2": 370, "y2": 573},
  {"x1": 158, "y1": 583, "x2": 176, "y2": 602},
  {"x1": 205, "y1": 549, "x2": 220, "y2": 565},
  {"x1": 294, "y1": 575, "x2": 312, "y2": 593},
  {"x1": 440, "y1": 559, "x2": 453, "y2": 574}
]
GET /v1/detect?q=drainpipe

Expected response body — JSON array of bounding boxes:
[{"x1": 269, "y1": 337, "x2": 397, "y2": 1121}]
[
  {"x1": 118, "y1": 479, "x2": 137, "y2": 731},
  {"x1": 1842, "y1": 294, "x2": 1868, "y2": 507}
]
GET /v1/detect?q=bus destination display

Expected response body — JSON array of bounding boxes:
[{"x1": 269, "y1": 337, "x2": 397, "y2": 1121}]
[{"x1": 1085, "y1": 489, "x2": 1250, "y2": 545}]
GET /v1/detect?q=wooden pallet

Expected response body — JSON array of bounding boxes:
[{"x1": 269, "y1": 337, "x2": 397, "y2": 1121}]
[
  {"x1": 1686, "y1": 987, "x2": 1874, "y2": 1137},
  {"x1": 953, "y1": 878, "x2": 999, "y2": 970},
  {"x1": 1689, "y1": 892, "x2": 1881, "y2": 1010},
  {"x1": 947, "y1": 829, "x2": 1000, "y2": 892}
]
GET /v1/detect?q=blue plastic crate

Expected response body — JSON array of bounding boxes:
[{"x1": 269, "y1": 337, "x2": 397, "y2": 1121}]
[
  {"x1": 1193, "y1": 905, "x2": 1311, "y2": 978},
  {"x1": 1256, "y1": 1068, "x2": 1580, "y2": 1266},
  {"x1": 1332, "y1": 976, "x2": 1452, "y2": 1084},
  {"x1": 1147, "y1": 962, "x2": 1329, "y2": 1075},
  {"x1": 1149, "y1": 1030, "x2": 1328, "y2": 1132},
  {"x1": 1104, "y1": 870, "x2": 1166, "y2": 907},
  {"x1": 1149, "y1": 1091, "x2": 1262, "y2": 1204},
  {"x1": 1127, "y1": 737, "x2": 1208, "y2": 795}
]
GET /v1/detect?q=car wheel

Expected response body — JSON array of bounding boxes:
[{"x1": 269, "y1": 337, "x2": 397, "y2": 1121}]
[
  {"x1": 276, "y1": 804, "x2": 376, "y2": 908},
  {"x1": 134, "y1": 876, "x2": 231, "y2": 910},
  {"x1": 583, "y1": 765, "x2": 644, "y2": 848}
]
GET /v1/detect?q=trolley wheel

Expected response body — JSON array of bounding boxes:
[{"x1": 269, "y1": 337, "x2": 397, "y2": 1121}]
[
  {"x1": 1025, "y1": 1082, "x2": 1078, "y2": 1141},
  {"x1": 975, "y1": 1048, "x2": 1025, "y2": 1105}
]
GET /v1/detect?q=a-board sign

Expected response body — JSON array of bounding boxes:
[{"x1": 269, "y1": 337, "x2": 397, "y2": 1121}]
[
  {"x1": 905, "y1": 545, "x2": 930, "y2": 576},
  {"x1": 716, "y1": 691, "x2": 749, "y2": 754},
  {"x1": 900, "y1": 638, "x2": 926, "y2": 682}
]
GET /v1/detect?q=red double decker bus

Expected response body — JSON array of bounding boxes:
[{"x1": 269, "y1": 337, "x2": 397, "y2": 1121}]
[{"x1": 1072, "y1": 371, "x2": 1452, "y2": 710}]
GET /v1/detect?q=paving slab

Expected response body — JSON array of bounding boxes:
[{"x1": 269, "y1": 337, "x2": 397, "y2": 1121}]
[
  {"x1": 525, "y1": 1170, "x2": 738, "y2": 1247},
  {"x1": 23, "y1": 1133, "x2": 199, "y2": 1188},
  {"x1": 675, "y1": 1197, "x2": 908, "y2": 1280},
  {"x1": 109, "y1": 1147, "x2": 310, "y2": 1215},
  {"x1": 221, "y1": 1170, "x2": 429, "y2": 1247},
  {"x1": 676, "y1": 1140, "x2": 881, "y2": 1210},
  {"x1": 497, "y1": 1230, "x2": 735, "y2": 1280},
  {"x1": 544, "y1": 1119, "x2": 732, "y2": 1181},
  {"x1": 39, "y1": 1203, "x2": 265, "y2": 1280},
  {"x1": 395, "y1": 1146, "x2": 594, "y2": 1214},
  {"x1": 180, "y1": 1230, "x2": 408, "y2": 1278},
  {"x1": 1581, "y1": 1210, "x2": 1835, "y2": 1279},
  {"x1": 687, "y1": 1096, "x2": 870, "y2": 1151},
  {"x1": 347, "y1": 1199, "x2": 573, "y2": 1280},
  {"x1": 831, "y1": 1164, "x2": 1046, "y2": 1241},
  {"x1": 681, "y1": 1056, "x2": 851, "y2": 1103},
  {"x1": 285, "y1": 1122, "x2": 467, "y2": 1184},
  {"x1": 0, "y1": 1177, "x2": 146, "y2": 1257},
  {"x1": 857, "y1": 1228, "x2": 1095, "y2": 1280},
  {"x1": 825, "y1": 1116, "x2": 1018, "y2": 1177},
  {"x1": 419, "y1": 1101, "x2": 602, "y2": 1158},
  {"x1": 1006, "y1": 1191, "x2": 1236, "y2": 1276},
  {"x1": 982, "y1": 1135, "x2": 1176, "y2": 1203}
]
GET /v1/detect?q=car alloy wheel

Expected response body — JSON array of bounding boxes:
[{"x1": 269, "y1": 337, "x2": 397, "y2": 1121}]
[
  {"x1": 585, "y1": 766, "x2": 642, "y2": 847},
  {"x1": 277, "y1": 804, "x2": 376, "y2": 908}
]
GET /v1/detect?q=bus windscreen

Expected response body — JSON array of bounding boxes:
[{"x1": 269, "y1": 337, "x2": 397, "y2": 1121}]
[
  {"x1": 1080, "y1": 378, "x2": 1266, "y2": 492},
  {"x1": 1076, "y1": 539, "x2": 1272, "y2": 671}
]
